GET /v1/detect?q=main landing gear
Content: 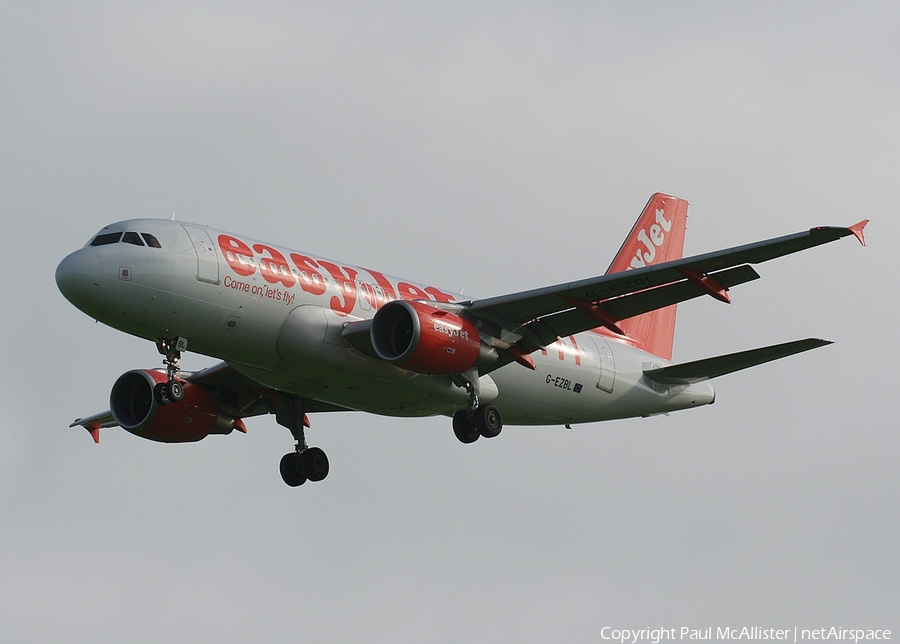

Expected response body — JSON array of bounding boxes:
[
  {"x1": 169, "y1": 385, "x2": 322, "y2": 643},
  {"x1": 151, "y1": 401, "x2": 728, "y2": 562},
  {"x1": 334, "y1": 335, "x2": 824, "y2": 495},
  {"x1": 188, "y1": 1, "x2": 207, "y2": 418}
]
[
  {"x1": 451, "y1": 368, "x2": 503, "y2": 444},
  {"x1": 153, "y1": 337, "x2": 188, "y2": 405},
  {"x1": 276, "y1": 394, "x2": 329, "y2": 487},
  {"x1": 452, "y1": 404, "x2": 503, "y2": 443}
]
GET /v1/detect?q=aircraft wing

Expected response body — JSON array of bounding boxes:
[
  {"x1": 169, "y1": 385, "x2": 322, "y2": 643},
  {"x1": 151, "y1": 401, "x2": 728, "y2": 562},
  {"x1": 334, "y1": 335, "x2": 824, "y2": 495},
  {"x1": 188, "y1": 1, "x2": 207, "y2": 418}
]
[
  {"x1": 69, "y1": 362, "x2": 350, "y2": 442},
  {"x1": 468, "y1": 222, "x2": 867, "y2": 348},
  {"x1": 187, "y1": 362, "x2": 350, "y2": 416},
  {"x1": 69, "y1": 410, "x2": 118, "y2": 443}
]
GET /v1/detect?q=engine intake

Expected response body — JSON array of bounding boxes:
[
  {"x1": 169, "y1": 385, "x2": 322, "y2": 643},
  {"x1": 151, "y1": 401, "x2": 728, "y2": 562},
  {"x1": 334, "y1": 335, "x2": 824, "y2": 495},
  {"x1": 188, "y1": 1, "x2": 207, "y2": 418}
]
[
  {"x1": 370, "y1": 300, "x2": 482, "y2": 375},
  {"x1": 110, "y1": 369, "x2": 239, "y2": 443}
]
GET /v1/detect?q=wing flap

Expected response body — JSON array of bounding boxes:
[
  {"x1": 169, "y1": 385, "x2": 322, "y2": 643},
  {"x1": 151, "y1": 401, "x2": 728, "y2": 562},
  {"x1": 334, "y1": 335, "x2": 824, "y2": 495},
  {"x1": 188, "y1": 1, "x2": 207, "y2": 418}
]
[
  {"x1": 185, "y1": 362, "x2": 275, "y2": 418},
  {"x1": 643, "y1": 338, "x2": 832, "y2": 384},
  {"x1": 179, "y1": 362, "x2": 354, "y2": 414},
  {"x1": 520, "y1": 264, "x2": 760, "y2": 346}
]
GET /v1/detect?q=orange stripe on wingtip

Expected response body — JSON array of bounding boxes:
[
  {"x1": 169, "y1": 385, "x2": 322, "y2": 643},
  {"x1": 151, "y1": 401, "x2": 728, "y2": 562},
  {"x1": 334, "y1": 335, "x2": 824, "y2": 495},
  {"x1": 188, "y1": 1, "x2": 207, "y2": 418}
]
[{"x1": 849, "y1": 220, "x2": 869, "y2": 246}]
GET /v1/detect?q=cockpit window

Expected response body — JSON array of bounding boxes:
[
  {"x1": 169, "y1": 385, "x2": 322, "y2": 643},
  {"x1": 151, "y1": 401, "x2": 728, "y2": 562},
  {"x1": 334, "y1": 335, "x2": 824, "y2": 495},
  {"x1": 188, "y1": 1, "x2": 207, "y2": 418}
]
[
  {"x1": 141, "y1": 233, "x2": 162, "y2": 248},
  {"x1": 122, "y1": 231, "x2": 144, "y2": 246},
  {"x1": 90, "y1": 232, "x2": 122, "y2": 246}
]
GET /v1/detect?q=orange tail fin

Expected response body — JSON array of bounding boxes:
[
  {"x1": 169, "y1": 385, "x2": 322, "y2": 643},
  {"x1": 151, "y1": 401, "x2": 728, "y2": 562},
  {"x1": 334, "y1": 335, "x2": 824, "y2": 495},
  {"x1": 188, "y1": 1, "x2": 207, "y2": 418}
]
[{"x1": 605, "y1": 193, "x2": 689, "y2": 360}]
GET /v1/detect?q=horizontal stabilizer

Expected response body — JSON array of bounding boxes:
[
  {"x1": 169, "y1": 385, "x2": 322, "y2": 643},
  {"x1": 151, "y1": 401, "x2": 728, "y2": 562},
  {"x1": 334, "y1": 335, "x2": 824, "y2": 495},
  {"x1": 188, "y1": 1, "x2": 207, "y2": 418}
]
[{"x1": 643, "y1": 338, "x2": 832, "y2": 384}]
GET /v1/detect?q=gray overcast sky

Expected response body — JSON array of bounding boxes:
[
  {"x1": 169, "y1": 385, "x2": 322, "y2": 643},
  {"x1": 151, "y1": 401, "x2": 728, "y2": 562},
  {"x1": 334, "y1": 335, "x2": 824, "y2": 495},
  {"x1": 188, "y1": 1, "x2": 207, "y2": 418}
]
[{"x1": 1, "y1": 3, "x2": 897, "y2": 642}]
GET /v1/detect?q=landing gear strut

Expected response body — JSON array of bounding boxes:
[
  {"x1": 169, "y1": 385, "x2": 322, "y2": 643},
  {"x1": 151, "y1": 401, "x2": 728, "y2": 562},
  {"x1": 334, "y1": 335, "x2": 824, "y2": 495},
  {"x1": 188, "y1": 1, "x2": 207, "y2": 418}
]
[
  {"x1": 451, "y1": 368, "x2": 503, "y2": 444},
  {"x1": 154, "y1": 337, "x2": 188, "y2": 405},
  {"x1": 276, "y1": 394, "x2": 329, "y2": 487}
]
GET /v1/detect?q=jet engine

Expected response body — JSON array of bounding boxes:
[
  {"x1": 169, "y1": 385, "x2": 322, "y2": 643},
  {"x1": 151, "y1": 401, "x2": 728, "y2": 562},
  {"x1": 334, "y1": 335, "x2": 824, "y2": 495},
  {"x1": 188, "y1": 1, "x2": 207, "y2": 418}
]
[
  {"x1": 110, "y1": 369, "x2": 241, "y2": 443},
  {"x1": 370, "y1": 300, "x2": 482, "y2": 374}
]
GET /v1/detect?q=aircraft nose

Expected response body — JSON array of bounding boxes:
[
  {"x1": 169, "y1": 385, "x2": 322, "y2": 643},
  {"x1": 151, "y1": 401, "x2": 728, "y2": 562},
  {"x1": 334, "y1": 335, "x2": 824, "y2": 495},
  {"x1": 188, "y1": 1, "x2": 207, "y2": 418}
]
[{"x1": 56, "y1": 248, "x2": 102, "y2": 309}]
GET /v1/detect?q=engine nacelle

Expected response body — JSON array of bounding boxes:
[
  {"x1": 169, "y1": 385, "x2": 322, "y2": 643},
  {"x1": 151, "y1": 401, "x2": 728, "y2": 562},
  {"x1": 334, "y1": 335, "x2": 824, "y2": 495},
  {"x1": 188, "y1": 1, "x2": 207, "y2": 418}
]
[
  {"x1": 110, "y1": 369, "x2": 239, "y2": 443},
  {"x1": 370, "y1": 300, "x2": 482, "y2": 374}
]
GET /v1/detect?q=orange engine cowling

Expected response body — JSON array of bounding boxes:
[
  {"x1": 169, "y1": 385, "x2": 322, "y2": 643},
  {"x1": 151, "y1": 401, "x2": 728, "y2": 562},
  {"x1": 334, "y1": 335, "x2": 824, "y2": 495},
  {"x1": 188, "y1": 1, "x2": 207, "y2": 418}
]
[
  {"x1": 110, "y1": 369, "x2": 240, "y2": 443},
  {"x1": 370, "y1": 300, "x2": 482, "y2": 375}
]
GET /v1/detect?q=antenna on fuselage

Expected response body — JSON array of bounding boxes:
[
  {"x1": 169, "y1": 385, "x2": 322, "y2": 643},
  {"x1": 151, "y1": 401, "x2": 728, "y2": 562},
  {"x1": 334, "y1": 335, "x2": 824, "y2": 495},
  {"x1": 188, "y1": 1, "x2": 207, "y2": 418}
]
[{"x1": 170, "y1": 211, "x2": 176, "y2": 221}]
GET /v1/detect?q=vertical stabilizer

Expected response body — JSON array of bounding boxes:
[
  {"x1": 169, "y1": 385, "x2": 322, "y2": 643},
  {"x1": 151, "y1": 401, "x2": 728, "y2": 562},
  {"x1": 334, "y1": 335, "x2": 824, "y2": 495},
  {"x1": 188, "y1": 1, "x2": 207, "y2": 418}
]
[{"x1": 605, "y1": 193, "x2": 689, "y2": 360}]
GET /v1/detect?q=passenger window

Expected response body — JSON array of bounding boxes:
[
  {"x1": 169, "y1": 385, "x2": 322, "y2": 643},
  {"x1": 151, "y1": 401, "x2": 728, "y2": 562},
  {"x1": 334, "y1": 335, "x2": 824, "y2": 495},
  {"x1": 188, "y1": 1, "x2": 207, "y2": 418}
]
[
  {"x1": 123, "y1": 232, "x2": 145, "y2": 246},
  {"x1": 141, "y1": 233, "x2": 162, "y2": 248},
  {"x1": 90, "y1": 232, "x2": 122, "y2": 246}
]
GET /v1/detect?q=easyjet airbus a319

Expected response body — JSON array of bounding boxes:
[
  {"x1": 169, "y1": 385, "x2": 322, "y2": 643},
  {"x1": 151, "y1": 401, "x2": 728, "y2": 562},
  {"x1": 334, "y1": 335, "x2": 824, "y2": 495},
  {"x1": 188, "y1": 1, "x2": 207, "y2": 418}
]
[{"x1": 56, "y1": 194, "x2": 868, "y2": 487}]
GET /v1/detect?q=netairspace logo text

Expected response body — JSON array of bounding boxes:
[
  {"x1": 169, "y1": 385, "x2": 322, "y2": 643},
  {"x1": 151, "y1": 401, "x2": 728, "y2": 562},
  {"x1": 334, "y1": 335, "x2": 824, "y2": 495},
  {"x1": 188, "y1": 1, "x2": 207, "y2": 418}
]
[{"x1": 600, "y1": 628, "x2": 891, "y2": 644}]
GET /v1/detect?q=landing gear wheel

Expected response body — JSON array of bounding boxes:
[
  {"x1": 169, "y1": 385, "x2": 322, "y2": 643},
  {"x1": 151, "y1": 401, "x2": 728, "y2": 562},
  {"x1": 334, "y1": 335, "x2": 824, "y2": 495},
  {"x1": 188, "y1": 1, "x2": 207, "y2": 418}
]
[
  {"x1": 474, "y1": 404, "x2": 503, "y2": 438},
  {"x1": 165, "y1": 380, "x2": 184, "y2": 402},
  {"x1": 302, "y1": 447, "x2": 330, "y2": 482},
  {"x1": 453, "y1": 410, "x2": 480, "y2": 444},
  {"x1": 153, "y1": 382, "x2": 171, "y2": 406},
  {"x1": 280, "y1": 453, "x2": 307, "y2": 487}
]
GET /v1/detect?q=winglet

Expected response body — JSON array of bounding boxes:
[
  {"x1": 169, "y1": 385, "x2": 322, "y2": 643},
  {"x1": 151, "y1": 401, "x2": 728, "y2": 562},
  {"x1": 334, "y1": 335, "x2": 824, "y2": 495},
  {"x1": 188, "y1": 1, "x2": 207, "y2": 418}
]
[{"x1": 848, "y1": 220, "x2": 868, "y2": 246}]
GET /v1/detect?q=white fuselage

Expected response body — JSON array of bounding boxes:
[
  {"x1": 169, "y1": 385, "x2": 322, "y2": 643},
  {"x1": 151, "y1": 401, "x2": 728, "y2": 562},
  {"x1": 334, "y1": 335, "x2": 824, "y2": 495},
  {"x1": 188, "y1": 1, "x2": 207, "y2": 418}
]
[{"x1": 56, "y1": 219, "x2": 715, "y2": 424}]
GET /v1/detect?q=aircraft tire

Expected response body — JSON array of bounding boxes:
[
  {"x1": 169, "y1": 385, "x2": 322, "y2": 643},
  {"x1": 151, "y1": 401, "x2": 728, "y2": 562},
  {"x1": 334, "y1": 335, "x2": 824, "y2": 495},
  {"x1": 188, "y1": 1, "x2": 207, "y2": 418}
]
[
  {"x1": 280, "y1": 452, "x2": 307, "y2": 487},
  {"x1": 303, "y1": 447, "x2": 330, "y2": 482},
  {"x1": 474, "y1": 404, "x2": 503, "y2": 438},
  {"x1": 452, "y1": 410, "x2": 479, "y2": 444},
  {"x1": 166, "y1": 380, "x2": 184, "y2": 402},
  {"x1": 153, "y1": 382, "x2": 171, "y2": 406}
]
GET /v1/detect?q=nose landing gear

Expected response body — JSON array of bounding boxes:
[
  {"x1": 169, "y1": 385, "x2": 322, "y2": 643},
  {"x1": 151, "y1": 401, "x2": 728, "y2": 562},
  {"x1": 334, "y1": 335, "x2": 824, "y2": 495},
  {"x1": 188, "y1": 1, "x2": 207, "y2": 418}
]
[{"x1": 153, "y1": 337, "x2": 188, "y2": 405}]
